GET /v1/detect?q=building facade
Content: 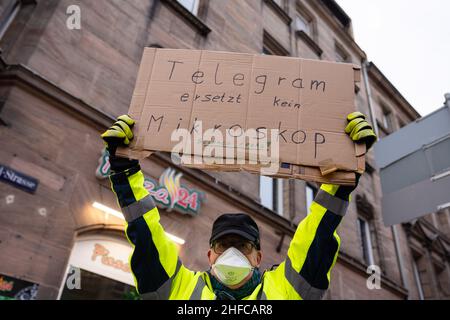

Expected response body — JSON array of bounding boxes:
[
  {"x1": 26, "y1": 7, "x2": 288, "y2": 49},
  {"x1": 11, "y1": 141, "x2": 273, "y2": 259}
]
[{"x1": 0, "y1": 0, "x2": 449, "y2": 299}]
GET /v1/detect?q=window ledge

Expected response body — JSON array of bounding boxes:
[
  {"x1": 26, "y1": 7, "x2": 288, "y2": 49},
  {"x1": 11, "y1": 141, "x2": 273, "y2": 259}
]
[
  {"x1": 295, "y1": 30, "x2": 323, "y2": 57},
  {"x1": 263, "y1": 0, "x2": 292, "y2": 25},
  {"x1": 161, "y1": 0, "x2": 211, "y2": 37},
  {"x1": 263, "y1": 30, "x2": 290, "y2": 56}
]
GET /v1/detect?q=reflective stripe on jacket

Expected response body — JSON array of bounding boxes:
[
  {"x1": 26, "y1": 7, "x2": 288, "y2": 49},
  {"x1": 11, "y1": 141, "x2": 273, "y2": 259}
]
[{"x1": 109, "y1": 165, "x2": 351, "y2": 300}]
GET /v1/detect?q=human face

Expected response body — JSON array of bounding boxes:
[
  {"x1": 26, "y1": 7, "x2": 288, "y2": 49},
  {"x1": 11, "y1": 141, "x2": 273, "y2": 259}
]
[{"x1": 207, "y1": 234, "x2": 262, "y2": 289}]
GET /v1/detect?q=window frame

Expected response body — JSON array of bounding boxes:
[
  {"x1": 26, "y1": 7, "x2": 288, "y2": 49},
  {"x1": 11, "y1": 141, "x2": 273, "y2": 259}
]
[
  {"x1": 412, "y1": 258, "x2": 425, "y2": 300},
  {"x1": 382, "y1": 110, "x2": 393, "y2": 131},
  {"x1": 272, "y1": 0, "x2": 286, "y2": 11},
  {"x1": 274, "y1": 178, "x2": 284, "y2": 216},
  {"x1": 295, "y1": 13, "x2": 312, "y2": 36},
  {"x1": 294, "y1": 3, "x2": 316, "y2": 41},
  {"x1": 259, "y1": 176, "x2": 284, "y2": 216},
  {"x1": 397, "y1": 117, "x2": 407, "y2": 129},
  {"x1": 357, "y1": 216, "x2": 375, "y2": 266},
  {"x1": 263, "y1": 30, "x2": 290, "y2": 56},
  {"x1": 0, "y1": 0, "x2": 21, "y2": 40},
  {"x1": 161, "y1": 0, "x2": 211, "y2": 37},
  {"x1": 379, "y1": 101, "x2": 394, "y2": 132},
  {"x1": 177, "y1": 0, "x2": 199, "y2": 16},
  {"x1": 335, "y1": 42, "x2": 350, "y2": 63},
  {"x1": 305, "y1": 183, "x2": 318, "y2": 215},
  {"x1": 260, "y1": 175, "x2": 274, "y2": 211}
]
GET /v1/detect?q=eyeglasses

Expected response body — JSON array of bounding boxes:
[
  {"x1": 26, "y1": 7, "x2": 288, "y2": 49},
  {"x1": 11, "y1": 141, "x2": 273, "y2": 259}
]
[{"x1": 211, "y1": 239, "x2": 256, "y2": 255}]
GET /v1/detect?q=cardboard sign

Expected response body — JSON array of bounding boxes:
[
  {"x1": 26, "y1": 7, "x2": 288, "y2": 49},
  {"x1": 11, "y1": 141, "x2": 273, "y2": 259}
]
[{"x1": 118, "y1": 48, "x2": 364, "y2": 184}]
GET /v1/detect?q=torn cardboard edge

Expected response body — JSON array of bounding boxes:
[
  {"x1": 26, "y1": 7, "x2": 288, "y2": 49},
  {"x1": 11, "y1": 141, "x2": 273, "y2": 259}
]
[
  {"x1": 116, "y1": 146, "x2": 362, "y2": 185},
  {"x1": 183, "y1": 161, "x2": 357, "y2": 186},
  {"x1": 116, "y1": 147, "x2": 153, "y2": 160},
  {"x1": 116, "y1": 123, "x2": 366, "y2": 185}
]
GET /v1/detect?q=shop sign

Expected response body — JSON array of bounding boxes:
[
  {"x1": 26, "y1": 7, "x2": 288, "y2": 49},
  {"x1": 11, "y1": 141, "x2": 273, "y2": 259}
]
[
  {"x1": 69, "y1": 238, "x2": 134, "y2": 286},
  {"x1": 91, "y1": 243, "x2": 131, "y2": 273},
  {"x1": 96, "y1": 149, "x2": 206, "y2": 216},
  {"x1": 144, "y1": 168, "x2": 205, "y2": 216},
  {"x1": 0, "y1": 164, "x2": 39, "y2": 194},
  {"x1": 0, "y1": 274, "x2": 39, "y2": 300},
  {"x1": 95, "y1": 148, "x2": 111, "y2": 179}
]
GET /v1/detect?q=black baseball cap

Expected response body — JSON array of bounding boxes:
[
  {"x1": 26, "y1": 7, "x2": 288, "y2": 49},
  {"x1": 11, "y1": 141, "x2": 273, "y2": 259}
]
[{"x1": 210, "y1": 213, "x2": 260, "y2": 250}]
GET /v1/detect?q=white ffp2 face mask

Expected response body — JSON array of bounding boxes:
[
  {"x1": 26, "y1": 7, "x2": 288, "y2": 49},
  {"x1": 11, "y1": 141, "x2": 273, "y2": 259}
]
[{"x1": 212, "y1": 247, "x2": 254, "y2": 286}]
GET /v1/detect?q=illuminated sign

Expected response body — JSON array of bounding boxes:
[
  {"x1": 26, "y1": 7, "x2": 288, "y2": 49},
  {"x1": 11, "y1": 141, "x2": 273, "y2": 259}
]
[
  {"x1": 96, "y1": 149, "x2": 206, "y2": 216},
  {"x1": 95, "y1": 148, "x2": 111, "y2": 179},
  {"x1": 91, "y1": 243, "x2": 131, "y2": 274},
  {"x1": 0, "y1": 274, "x2": 39, "y2": 300},
  {"x1": 144, "y1": 168, "x2": 205, "y2": 216},
  {"x1": 69, "y1": 238, "x2": 134, "y2": 286}
]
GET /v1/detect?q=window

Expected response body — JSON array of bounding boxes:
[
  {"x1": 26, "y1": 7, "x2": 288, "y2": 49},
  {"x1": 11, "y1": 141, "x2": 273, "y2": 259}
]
[
  {"x1": 260, "y1": 176, "x2": 284, "y2": 215},
  {"x1": 272, "y1": 0, "x2": 285, "y2": 10},
  {"x1": 437, "y1": 209, "x2": 450, "y2": 235},
  {"x1": 60, "y1": 268, "x2": 138, "y2": 300},
  {"x1": 163, "y1": 0, "x2": 210, "y2": 36},
  {"x1": 294, "y1": 5, "x2": 322, "y2": 58},
  {"x1": 305, "y1": 183, "x2": 318, "y2": 215},
  {"x1": 382, "y1": 110, "x2": 393, "y2": 131},
  {"x1": 177, "y1": 0, "x2": 199, "y2": 15},
  {"x1": 398, "y1": 117, "x2": 407, "y2": 129},
  {"x1": 379, "y1": 103, "x2": 393, "y2": 132},
  {"x1": 434, "y1": 262, "x2": 448, "y2": 298},
  {"x1": 335, "y1": 43, "x2": 349, "y2": 63},
  {"x1": 262, "y1": 47, "x2": 272, "y2": 55},
  {"x1": 295, "y1": 13, "x2": 312, "y2": 37},
  {"x1": 263, "y1": 30, "x2": 289, "y2": 56},
  {"x1": 357, "y1": 217, "x2": 374, "y2": 266},
  {"x1": 412, "y1": 259, "x2": 425, "y2": 300},
  {"x1": 0, "y1": 0, "x2": 21, "y2": 40}
]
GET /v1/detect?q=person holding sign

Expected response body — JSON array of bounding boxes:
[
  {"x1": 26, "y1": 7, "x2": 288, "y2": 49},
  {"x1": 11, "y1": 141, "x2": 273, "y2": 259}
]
[{"x1": 101, "y1": 112, "x2": 376, "y2": 300}]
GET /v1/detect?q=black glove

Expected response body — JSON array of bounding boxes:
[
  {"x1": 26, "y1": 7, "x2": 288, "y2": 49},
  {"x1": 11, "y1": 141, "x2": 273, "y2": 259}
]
[{"x1": 335, "y1": 172, "x2": 361, "y2": 200}]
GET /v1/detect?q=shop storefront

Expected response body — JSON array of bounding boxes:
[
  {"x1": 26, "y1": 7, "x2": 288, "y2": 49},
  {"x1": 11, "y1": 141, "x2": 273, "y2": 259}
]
[
  {"x1": 58, "y1": 235, "x2": 136, "y2": 300},
  {"x1": 55, "y1": 149, "x2": 210, "y2": 300}
]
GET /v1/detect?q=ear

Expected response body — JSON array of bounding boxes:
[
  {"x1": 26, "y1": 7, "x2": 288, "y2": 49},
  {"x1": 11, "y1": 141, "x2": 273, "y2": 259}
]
[
  {"x1": 207, "y1": 249, "x2": 213, "y2": 265},
  {"x1": 255, "y1": 250, "x2": 262, "y2": 267}
]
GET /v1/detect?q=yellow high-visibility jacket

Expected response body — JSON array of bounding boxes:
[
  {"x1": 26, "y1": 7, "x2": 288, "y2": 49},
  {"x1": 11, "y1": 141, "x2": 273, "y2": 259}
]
[{"x1": 110, "y1": 165, "x2": 352, "y2": 300}]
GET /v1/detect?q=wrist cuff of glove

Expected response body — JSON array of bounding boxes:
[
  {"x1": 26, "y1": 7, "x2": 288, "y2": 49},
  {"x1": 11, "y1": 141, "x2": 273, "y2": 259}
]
[
  {"x1": 109, "y1": 155, "x2": 139, "y2": 173},
  {"x1": 334, "y1": 173, "x2": 361, "y2": 200}
]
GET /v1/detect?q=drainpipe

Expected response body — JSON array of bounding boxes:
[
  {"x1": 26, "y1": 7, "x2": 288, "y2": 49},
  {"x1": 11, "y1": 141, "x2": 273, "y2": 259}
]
[
  {"x1": 361, "y1": 60, "x2": 378, "y2": 137},
  {"x1": 362, "y1": 60, "x2": 409, "y2": 298}
]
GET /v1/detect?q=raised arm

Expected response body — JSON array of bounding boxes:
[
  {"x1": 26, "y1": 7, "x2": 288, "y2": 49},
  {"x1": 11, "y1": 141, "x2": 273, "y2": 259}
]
[
  {"x1": 264, "y1": 181, "x2": 356, "y2": 300},
  {"x1": 264, "y1": 112, "x2": 376, "y2": 300},
  {"x1": 102, "y1": 115, "x2": 194, "y2": 299}
]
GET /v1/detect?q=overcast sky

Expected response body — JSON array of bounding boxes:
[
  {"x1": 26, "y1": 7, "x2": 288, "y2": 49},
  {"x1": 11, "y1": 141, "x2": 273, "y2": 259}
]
[{"x1": 337, "y1": 0, "x2": 450, "y2": 116}]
